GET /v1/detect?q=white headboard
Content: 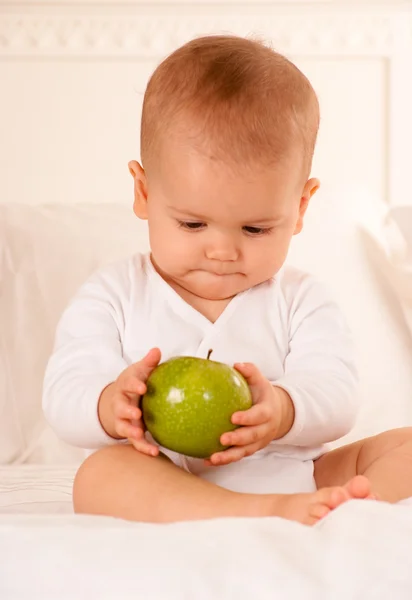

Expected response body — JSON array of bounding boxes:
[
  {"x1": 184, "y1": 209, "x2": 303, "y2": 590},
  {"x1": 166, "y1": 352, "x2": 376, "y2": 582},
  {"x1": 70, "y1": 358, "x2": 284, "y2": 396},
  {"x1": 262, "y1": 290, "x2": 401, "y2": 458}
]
[{"x1": 1, "y1": 0, "x2": 412, "y2": 208}]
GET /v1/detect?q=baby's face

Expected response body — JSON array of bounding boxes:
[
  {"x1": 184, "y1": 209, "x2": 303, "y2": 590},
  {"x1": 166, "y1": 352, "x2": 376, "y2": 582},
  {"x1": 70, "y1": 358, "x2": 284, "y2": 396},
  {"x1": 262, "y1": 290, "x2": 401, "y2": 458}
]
[{"x1": 133, "y1": 146, "x2": 317, "y2": 301}]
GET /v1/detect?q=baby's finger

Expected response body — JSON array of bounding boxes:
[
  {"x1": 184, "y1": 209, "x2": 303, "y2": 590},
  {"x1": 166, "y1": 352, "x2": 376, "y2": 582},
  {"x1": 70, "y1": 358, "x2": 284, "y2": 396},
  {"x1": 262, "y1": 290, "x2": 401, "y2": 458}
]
[
  {"x1": 121, "y1": 376, "x2": 146, "y2": 396},
  {"x1": 129, "y1": 436, "x2": 159, "y2": 457},
  {"x1": 207, "y1": 446, "x2": 248, "y2": 466},
  {"x1": 234, "y1": 362, "x2": 266, "y2": 389},
  {"x1": 115, "y1": 418, "x2": 145, "y2": 441},
  {"x1": 208, "y1": 441, "x2": 262, "y2": 466},
  {"x1": 221, "y1": 423, "x2": 269, "y2": 447},
  {"x1": 231, "y1": 403, "x2": 272, "y2": 427},
  {"x1": 113, "y1": 396, "x2": 142, "y2": 421},
  {"x1": 132, "y1": 348, "x2": 162, "y2": 382}
]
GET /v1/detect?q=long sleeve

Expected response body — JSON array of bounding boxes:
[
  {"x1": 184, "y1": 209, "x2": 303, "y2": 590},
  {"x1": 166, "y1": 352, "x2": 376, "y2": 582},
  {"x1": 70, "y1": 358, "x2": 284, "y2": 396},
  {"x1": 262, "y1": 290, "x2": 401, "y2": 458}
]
[
  {"x1": 272, "y1": 272, "x2": 359, "y2": 448},
  {"x1": 42, "y1": 266, "x2": 130, "y2": 449}
]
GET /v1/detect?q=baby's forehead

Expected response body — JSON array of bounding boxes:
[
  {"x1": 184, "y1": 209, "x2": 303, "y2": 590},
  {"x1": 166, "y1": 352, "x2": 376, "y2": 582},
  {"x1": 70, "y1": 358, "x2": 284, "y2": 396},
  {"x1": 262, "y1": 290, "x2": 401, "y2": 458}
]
[
  {"x1": 157, "y1": 148, "x2": 302, "y2": 221},
  {"x1": 156, "y1": 133, "x2": 305, "y2": 188}
]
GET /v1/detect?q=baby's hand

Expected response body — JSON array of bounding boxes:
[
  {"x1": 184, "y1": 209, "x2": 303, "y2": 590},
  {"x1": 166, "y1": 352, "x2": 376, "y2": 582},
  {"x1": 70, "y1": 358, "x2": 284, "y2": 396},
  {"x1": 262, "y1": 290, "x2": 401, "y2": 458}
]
[
  {"x1": 99, "y1": 348, "x2": 161, "y2": 457},
  {"x1": 205, "y1": 362, "x2": 295, "y2": 467}
]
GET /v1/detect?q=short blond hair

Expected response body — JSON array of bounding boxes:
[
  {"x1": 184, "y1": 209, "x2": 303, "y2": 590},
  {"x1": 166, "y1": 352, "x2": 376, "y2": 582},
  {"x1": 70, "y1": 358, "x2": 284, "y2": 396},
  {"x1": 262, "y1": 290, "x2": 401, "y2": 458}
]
[{"x1": 141, "y1": 35, "x2": 319, "y2": 178}]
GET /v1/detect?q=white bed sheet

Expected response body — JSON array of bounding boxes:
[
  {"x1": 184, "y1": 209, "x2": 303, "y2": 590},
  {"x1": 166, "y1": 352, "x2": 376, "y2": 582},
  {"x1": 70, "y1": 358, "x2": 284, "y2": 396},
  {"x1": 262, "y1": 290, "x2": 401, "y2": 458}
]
[
  {"x1": 0, "y1": 465, "x2": 76, "y2": 515},
  {"x1": 1, "y1": 502, "x2": 412, "y2": 599},
  {"x1": 1, "y1": 466, "x2": 412, "y2": 599}
]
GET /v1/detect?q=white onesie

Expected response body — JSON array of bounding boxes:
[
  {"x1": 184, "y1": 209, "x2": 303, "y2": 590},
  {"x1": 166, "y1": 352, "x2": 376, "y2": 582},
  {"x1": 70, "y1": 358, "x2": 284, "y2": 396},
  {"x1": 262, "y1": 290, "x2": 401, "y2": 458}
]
[{"x1": 43, "y1": 253, "x2": 359, "y2": 494}]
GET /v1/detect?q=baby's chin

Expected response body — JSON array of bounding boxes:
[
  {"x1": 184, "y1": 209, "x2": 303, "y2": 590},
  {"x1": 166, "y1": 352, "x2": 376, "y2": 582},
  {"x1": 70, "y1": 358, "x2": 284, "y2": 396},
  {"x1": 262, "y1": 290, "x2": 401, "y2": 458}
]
[{"x1": 182, "y1": 275, "x2": 250, "y2": 302}]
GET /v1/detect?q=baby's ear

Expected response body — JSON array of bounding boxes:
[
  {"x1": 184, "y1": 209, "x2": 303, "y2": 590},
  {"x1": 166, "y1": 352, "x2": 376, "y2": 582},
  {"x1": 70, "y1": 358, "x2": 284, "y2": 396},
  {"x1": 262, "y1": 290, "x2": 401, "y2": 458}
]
[
  {"x1": 128, "y1": 160, "x2": 148, "y2": 220},
  {"x1": 294, "y1": 177, "x2": 320, "y2": 235}
]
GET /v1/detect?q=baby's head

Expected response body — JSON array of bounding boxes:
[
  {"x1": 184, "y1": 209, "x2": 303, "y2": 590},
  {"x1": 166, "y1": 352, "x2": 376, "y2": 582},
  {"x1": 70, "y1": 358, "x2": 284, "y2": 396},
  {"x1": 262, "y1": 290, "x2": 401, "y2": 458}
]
[{"x1": 129, "y1": 35, "x2": 320, "y2": 301}]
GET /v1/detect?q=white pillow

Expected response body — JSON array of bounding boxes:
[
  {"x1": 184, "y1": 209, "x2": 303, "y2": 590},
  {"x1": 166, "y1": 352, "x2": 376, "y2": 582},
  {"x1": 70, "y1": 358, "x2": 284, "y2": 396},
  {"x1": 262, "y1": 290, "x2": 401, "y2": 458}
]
[
  {"x1": 360, "y1": 205, "x2": 412, "y2": 334},
  {"x1": 0, "y1": 204, "x2": 149, "y2": 464},
  {"x1": 287, "y1": 193, "x2": 412, "y2": 444}
]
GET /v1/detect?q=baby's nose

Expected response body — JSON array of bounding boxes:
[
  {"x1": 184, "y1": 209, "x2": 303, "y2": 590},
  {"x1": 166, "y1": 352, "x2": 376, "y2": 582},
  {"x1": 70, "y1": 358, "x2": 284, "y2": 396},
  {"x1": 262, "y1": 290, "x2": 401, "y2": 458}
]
[{"x1": 205, "y1": 241, "x2": 239, "y2": 262}]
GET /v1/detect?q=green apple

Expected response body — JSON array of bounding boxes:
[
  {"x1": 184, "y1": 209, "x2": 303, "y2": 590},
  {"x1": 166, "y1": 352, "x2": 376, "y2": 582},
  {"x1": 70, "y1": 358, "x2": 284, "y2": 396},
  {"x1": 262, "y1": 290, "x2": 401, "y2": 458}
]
[{"x1": 142, "y1": 352, "x2": 252, "y2": 459}]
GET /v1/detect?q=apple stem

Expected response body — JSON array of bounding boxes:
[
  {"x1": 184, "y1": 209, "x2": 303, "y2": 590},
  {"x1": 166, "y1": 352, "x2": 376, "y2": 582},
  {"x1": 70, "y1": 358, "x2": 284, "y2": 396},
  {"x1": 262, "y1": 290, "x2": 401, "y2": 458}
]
[{"x1": 207, "y1": 349, "x2": 213, "y2": 360}]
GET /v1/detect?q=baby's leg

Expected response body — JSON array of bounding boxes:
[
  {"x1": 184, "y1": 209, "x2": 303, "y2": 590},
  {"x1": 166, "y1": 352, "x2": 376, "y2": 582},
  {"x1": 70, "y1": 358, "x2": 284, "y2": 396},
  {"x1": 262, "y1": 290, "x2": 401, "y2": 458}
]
[
  {"x1": 314, "y1": 427, "x2": 412, "y2": 503},
  {"x1": 73, "y1": 444, "x2": 371, "y2": 525}
]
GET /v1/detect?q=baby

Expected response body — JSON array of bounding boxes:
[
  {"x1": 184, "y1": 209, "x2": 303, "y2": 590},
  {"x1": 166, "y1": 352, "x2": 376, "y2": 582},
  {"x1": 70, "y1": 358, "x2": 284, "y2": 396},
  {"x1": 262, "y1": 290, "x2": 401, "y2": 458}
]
[{"x1": 43, "y1": 35, "x2": 412, "y2": 525}]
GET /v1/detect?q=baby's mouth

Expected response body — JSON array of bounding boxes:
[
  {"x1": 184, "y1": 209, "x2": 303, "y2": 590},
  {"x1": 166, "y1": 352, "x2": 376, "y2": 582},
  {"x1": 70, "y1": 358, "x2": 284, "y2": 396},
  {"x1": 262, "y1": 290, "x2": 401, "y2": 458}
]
[
  {"x1": 189, "y1": 269, "x2": 243, "y2": 278},
  {"x1": 209, "y1": 271, "x2": 237, "y2": 277}
]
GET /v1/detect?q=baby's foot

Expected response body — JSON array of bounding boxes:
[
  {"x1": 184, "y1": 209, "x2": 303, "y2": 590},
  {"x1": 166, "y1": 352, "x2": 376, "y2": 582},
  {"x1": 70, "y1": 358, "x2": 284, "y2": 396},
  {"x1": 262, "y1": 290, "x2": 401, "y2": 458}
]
[{"x1": 267, "y1": 475, "x2": 374, "y2": 525}]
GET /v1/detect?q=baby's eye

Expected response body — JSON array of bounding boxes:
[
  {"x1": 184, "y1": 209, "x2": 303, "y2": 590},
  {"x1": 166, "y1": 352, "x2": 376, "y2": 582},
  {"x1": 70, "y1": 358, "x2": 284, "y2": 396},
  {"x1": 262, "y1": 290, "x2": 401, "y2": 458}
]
[
  {"x1": 243, "y1": 226, "x2": 272, "y2": 236},
  {"x1": 178, "y1": 221, "x2": 206, "y2": 231}
]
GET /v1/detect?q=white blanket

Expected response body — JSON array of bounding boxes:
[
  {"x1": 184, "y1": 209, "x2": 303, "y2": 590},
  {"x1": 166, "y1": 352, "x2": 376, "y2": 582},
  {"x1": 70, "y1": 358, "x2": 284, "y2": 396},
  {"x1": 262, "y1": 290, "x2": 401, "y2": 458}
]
[{"x1": 0, "y1": 466, "x2": 412, "y2": 600}]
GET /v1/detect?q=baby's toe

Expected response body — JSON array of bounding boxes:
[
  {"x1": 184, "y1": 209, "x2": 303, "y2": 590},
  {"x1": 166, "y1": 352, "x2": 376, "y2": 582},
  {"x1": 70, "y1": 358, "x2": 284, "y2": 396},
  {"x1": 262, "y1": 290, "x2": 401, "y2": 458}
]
[
  {"x1": 317, "y1": 486, "x2": 350, "y2": 510},
  {"x1": 309, "y1": 502, "x2": 330, "y2": 522},
  {"x1": 344, "y1": 475, "x2": 372, "y2": 499}
]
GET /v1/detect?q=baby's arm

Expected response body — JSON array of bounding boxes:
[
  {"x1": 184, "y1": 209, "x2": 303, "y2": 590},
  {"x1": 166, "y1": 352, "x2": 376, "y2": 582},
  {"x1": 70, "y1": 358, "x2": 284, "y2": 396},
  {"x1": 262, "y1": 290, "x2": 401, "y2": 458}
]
[
  {"x1": 43, "y1": 266, "x2": 131, "y2": 448},
  {"x1": 199, "y1": 272, "x2": 359, "y2": 467},
  {"x1": 272, "y1": 273, "x2": 359, "y2": 448}
]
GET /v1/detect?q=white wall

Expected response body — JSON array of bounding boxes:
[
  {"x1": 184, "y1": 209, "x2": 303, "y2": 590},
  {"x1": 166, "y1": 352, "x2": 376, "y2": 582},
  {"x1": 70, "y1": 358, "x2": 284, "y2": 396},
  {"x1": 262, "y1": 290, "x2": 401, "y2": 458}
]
[{"x1": 1, "y1": 1, "x2": 412, "y2": 208}]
